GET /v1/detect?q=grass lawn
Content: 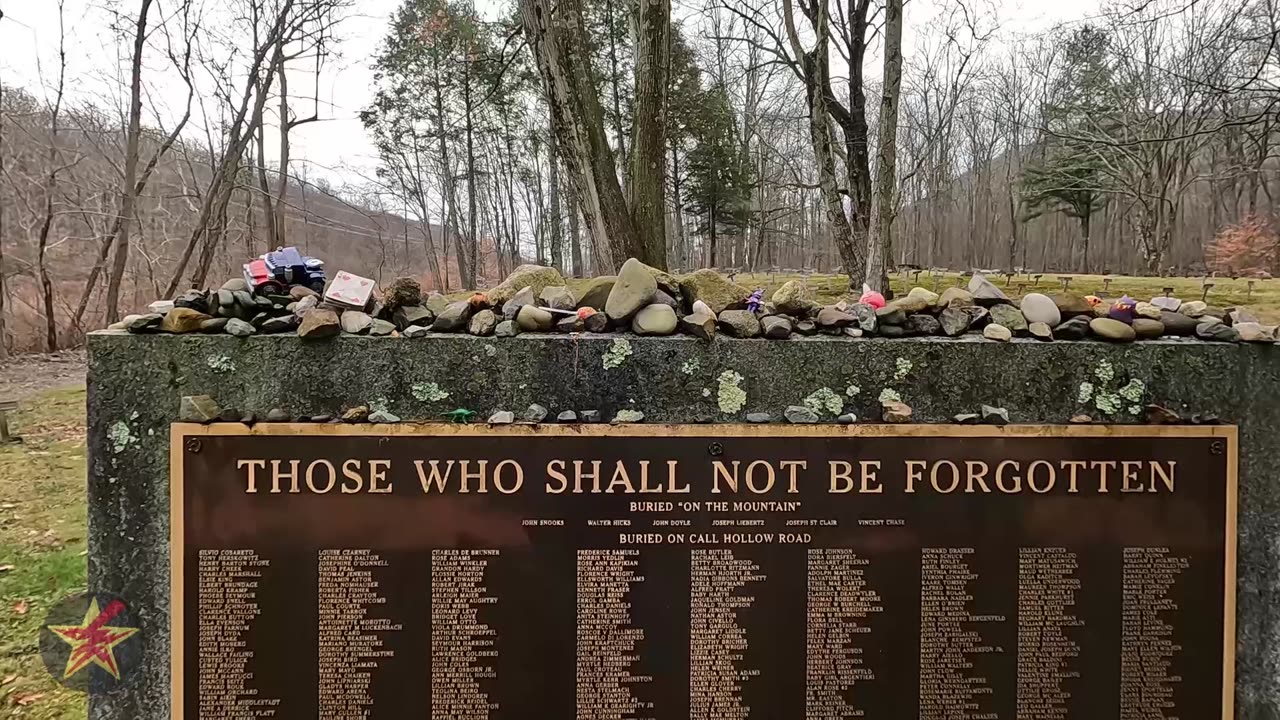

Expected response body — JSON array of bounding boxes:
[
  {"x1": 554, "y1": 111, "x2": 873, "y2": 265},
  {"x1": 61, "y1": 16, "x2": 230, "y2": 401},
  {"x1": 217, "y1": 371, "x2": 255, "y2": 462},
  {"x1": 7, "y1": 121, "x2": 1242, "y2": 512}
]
[{"x1": 0, "y1": 387, "x2": 88, "y2": 719}]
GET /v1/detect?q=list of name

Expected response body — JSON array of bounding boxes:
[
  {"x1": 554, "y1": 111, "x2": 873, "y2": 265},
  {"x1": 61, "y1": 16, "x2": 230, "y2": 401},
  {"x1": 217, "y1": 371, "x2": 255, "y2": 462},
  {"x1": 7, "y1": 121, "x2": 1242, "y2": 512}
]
[
  {"x1": 576, "y1": 549, "x2": 652, "y2": 719},
  {"x1": 689, "y1": 549, "x2": 765, "y2": 720},
  {"x1": 1121, "y1": 548, "x2": 1189, "y2": 719},
  {"x1": 431, "y1": 549, "x2": 500, "y2": 719},
  {"x1": 196, "y1": 549, "x2": 279, "y2": 718},
  {"x1": 317, "y1": 549, "x2": 400, "y2": 718},
  {"x1": 805, "y1": 549, "x2": 883, "y2": 719},
  {"x1": 1016, "y1": 548, "x2": 1083, "y2": 720},
  {"x1": 918, "y1": 548, "x2": 1004, "y2": 720}
]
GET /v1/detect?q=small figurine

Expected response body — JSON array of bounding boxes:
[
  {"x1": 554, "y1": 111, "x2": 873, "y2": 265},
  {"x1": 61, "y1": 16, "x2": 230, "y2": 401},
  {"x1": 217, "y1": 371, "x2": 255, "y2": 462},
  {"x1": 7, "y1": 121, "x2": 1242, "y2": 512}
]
[
  {"x1": 747, "y1": 288, "x2": 765, "y2": 313},
  {"x1": 445, "y1": 409, "x2": 477, "y2": 424},
  {"x1": 1084, "y1": 295, "x2": 1103, "y2": 307},
  {"x1": 243, "y1": 246, "x2": 327, "y2": 296},
  {"x1": 1109, "y1": 295, "x2": 1137, "y2": 323},
  {"x1": 577, "y1": 307, "x2": 597, "y2": 320},
  {"x1": 858, "y1": 283, "x2": 886, "y2": 309}
]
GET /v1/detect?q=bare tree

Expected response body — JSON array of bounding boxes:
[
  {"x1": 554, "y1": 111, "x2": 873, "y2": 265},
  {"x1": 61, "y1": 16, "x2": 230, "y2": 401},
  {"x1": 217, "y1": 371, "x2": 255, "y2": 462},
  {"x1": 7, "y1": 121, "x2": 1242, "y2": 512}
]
[{"x1": 865, "y1": 0, "x2": 904, "y2": 292}]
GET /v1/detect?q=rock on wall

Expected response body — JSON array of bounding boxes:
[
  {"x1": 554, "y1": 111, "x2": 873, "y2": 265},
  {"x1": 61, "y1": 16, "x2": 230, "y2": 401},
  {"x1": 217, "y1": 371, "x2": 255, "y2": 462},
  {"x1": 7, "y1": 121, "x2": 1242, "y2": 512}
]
[{"x1": 86, "y1": 331, "x2": 1280, "y2": 719}]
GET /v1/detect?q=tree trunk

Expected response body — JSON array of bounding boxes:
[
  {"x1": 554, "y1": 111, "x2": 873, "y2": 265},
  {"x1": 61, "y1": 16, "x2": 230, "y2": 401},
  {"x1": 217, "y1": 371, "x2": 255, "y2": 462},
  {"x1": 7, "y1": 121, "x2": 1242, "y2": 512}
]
[
  {"x1": 1080, "y1": 211, "x2": 1092, "y2": 275},
  {"x1": 274, "y1": 53, "x2": 290, "y2": 246},
  {"x1": 864, "y1": 0, "x2": 902, "y2": 293},
  {"x1": 548, "y1": 114, "x2": 564, "y2": 273},
  {"x1": 569, "y1": 178, "x2": 584, "y2": 276},
  {"x1": 670, "y1": 139, "x2": 687, "y2": 269},
  {"x1": 103, "y1": 0, "x2": 154, "y2": 325},
  {"x1": 629, "y1": 0, "x2": 670, "y2": 269},
  {"x1": 0, "y1": 80, "x2": 6, "y2": 359},
  {"x1": 463, "y1": 70, "x2": 479, "y2": 289},
  {"x1": 520, "y1": 0, "x2": 643, "y2": 271}
]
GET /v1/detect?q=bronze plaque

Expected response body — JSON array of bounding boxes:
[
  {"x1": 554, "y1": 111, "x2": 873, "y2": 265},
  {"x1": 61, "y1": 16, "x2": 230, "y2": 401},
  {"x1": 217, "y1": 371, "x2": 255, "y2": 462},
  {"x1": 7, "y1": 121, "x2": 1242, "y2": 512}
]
[{"x1": 171, "y1": 424, "x2": 1237, "y2": 720}]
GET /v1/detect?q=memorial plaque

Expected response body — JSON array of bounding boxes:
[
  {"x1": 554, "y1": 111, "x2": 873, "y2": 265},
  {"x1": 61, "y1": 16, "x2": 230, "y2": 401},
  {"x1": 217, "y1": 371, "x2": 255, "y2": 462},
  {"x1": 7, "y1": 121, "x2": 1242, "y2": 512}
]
[{"x1": 171, "y1": 424, "x2": 1237, "y2": 720}]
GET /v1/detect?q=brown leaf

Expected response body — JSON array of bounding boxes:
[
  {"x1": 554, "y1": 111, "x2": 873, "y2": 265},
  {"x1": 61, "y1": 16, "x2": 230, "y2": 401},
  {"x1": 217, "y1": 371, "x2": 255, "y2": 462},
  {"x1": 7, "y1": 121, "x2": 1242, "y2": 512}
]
[
  {"x1": 0, "y1": 565, "x2": 13, "y2": 573},
  {"x1": 1, "y1": 674, "x2": 17, "y2": 686},
  {"x1": 14, "y1": 692, "x2": 44, "y2": 706},
  {"x1": 11, "y1": 600, "x2": 28, "y2": 616}
]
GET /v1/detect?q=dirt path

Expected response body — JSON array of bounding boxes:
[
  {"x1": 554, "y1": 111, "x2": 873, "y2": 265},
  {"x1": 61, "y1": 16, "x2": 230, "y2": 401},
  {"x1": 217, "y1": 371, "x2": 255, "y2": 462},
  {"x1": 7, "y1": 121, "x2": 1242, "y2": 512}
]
[{"x1": 0, "y1": 351, "x2": 87, "y2": 402}]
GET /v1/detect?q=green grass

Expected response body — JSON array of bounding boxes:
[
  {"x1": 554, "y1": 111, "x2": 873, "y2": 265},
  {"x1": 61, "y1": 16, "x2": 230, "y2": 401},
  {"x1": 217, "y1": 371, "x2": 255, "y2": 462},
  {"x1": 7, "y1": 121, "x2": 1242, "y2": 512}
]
[{"x1": 0, "y1": 387, "x2": 88, "y2": 719}]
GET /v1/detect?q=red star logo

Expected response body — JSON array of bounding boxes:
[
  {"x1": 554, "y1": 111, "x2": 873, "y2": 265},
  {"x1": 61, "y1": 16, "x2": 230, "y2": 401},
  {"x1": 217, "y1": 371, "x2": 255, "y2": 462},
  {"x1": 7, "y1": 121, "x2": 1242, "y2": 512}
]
[{"x1": 47, "y1": 598, "x2": 138, "y2": 680}]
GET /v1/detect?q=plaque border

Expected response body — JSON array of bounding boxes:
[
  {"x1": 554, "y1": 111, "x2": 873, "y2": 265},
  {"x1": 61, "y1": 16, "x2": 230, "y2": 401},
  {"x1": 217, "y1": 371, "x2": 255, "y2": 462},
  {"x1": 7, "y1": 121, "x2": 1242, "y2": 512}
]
[{"x1": 168, "y1": 423, "x2": 1238, "y2": 719}]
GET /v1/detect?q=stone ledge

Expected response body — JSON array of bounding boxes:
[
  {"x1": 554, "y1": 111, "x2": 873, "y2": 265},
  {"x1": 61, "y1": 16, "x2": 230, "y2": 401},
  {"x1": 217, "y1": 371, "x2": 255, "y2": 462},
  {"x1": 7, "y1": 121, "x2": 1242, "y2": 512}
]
[{"x1": 84, "y1": 331, "x2": 1280, "y2": 719}]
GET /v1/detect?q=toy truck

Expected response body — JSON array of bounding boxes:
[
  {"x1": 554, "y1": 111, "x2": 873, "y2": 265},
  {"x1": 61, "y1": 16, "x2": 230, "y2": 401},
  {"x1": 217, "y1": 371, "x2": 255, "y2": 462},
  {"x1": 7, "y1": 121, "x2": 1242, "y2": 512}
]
[{"x1": 243, "y1": 247, "x2": 327, "y2": 295}]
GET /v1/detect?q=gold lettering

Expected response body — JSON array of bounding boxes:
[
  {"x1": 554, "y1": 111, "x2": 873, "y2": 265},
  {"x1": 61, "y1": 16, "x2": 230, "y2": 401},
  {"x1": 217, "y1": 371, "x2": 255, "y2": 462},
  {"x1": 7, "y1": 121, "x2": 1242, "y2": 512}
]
[
  {"x1": 780, "y1": 460, "x2": 806, "y2": 493},
  {"x1": 712, "y1": 461, "x2": 739, "y2": 493},
  {"x1": 828, "y1": 461, "x2": 854, "y2": 493},
  {"x1": 1092, "y1": 460, "x2": 1118, "y2": 492},
  {"x1": 606, "y1": 462, "x2": 635, "y2": 493},
  {"x1": 995, "y1": 460, "x2": 1022, "y2": 493},
  {"x1": 545, "y1": 460, "x2": 569, "y2": 494},
  {"x1": 459, "y1": 460, "x2": 488, "y2": 493},
  {"x1": 415, "y1": 460, "x2": 453, "y2": 493},
  {"x1": 1121, "y1": 461, "x2": 1144, "y2": 493},
  {"x1": 1027, "y1": 460, "x2": 1056, "y2": 493},
  {"x1": 745, "y1": 460, "x2": 775, "y2": 494},
  {"x1": 966, "y1": 460, "x2": 992, "y2": 493},
  {"x1": 493, "y1": 460, "x2": 523, "y2": 494},
  {"x1": 1152, "y1": 461, "x2": 1175, "y2": 492},
  {"x1": 931, "y1": 460, "x2": 961, "y2": 493},
  {"x1": 270, "y1": 459, "x2": 300, "y2": 494},
  {"x1": 666, "y1": 460, "x2": 690, "y2": 493},
  {"x1": 1062, "y1": 460, "x2": 1086, "y2": 493},
  {"x1": 860, "y1": 460, "x2": 882, "y2": 494},
  {"x1": 573, "y1": 460, "x2": 602, "y2": 493},
  {"x1": 305, "y1": 460, "x2": 336, "y2": 494},
  {"x1": 239, "y1": 459, "x2": 266, "y2": 493},
  {"x1": 369, "y1": 460, "x2": 392, "y2": 493},
  {"x1": 639, "y1": 461, "x2": 661, "y2": 493},
  {"x1": 340, "y1": 459, "x2": 364, "y2": 494},
  {"x1": 905, "y1": 460, "x2": 927, "y2": 493}
]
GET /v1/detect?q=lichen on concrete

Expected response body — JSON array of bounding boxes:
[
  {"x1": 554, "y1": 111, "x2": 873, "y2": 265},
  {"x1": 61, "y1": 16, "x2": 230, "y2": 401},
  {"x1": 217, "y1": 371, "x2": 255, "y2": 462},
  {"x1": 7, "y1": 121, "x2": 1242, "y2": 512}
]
[
  {"x1": 411, "y1": 382, "x2": 450, "y2": 402},
  {"x1": 717, "y1": 370, "x2": 747, "y2": 414},
  {"x1": 206, "y1": 354, "x2": 235, "y2": 374},
  {"x1": 803, "y1": 387, "x2": 844, "y2": 416},
  {"x1": 107, "y1": 421, "x2": 136, "y2": 453},
  {"x1": 603, "y1": 338, "x2": 633, "y2": 369},
  {"x1": 894, "y1": 357, "x2": 913, "y2": 382}
]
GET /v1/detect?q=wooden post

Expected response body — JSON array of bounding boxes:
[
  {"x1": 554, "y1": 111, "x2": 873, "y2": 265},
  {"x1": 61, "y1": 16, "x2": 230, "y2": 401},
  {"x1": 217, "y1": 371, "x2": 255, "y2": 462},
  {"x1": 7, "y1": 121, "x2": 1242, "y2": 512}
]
[
  {"x1": 1162, "y1": 286, "x2": 1174, "y2": 297},
  {"x1": 1248, "y1": 280, "x2": 1255, "y2": 299},
  {"x1": 1201, "y1": 280, "x2": 1214, "y2": 302},
  {"x1": 1102, "y1": 277, "x2": 1113, "y2": 293},
  {"x1": 1060, "y1": 276, "x2": 1073, "y2": 292},
  {"x1": 1032, "y1": 274, "x2": 1042, "y2": 287},
  {"x1": 0, "y1": 400, "x2": 16, "y2": 445}
]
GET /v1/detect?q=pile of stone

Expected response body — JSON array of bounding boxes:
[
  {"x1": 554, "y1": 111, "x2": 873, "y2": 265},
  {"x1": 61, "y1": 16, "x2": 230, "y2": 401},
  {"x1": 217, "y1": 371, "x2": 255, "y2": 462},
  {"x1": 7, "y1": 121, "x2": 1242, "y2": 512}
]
[{"x1": 114, "y1": 261, "x2": 1276, "y2": 344}]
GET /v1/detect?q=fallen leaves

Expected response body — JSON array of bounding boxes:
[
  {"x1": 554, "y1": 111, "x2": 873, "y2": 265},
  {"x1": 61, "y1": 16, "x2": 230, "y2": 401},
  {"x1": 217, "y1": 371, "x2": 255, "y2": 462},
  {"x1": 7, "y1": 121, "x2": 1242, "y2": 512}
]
[
  {"x1": 11, "y1": 600, "x2": 28, "y2": 616},
  {"x1": 13, "y1": 692, "x2": 44, "y2": 706}
]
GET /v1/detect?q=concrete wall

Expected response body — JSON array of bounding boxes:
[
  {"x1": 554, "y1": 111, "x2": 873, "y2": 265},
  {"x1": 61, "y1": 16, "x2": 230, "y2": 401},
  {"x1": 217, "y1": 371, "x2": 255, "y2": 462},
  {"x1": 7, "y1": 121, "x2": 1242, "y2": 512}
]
[{"x1": 85, "y1": 331, "x2": 1280, "y2": 718}]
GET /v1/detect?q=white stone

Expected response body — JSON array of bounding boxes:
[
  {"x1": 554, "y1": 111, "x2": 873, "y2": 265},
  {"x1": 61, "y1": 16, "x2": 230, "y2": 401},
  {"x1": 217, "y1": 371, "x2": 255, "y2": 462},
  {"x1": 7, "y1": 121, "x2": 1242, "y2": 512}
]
[{"x1": 1019, "y1": 293, "x2": 1061, "y2": 326}]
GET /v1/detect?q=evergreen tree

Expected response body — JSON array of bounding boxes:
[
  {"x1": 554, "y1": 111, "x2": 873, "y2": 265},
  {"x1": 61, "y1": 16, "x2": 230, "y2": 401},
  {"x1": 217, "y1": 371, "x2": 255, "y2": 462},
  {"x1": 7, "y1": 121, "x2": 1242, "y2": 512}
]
[
  {"x1": 684, "y1": 84, "x2": 752, "y2": 267},
  {"x1": 1019, "y1": 25, "x2": 1114, "y2": 272}
]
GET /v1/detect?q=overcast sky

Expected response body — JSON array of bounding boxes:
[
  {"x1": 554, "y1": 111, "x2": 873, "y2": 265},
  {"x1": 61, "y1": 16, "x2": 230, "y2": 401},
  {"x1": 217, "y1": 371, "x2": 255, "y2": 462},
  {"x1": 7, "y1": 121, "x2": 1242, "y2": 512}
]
[{"x1": 0, "y1": 0, "x2": 1100, "y2": 185}]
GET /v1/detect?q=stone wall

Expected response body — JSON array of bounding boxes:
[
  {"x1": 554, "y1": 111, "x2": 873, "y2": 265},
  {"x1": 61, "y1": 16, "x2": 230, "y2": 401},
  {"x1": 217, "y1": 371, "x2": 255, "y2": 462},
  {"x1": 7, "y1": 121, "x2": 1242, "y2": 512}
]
[{"x1": 86, "y1": 331, "x2": 1280, "y2": 718}]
